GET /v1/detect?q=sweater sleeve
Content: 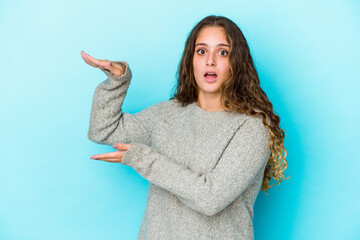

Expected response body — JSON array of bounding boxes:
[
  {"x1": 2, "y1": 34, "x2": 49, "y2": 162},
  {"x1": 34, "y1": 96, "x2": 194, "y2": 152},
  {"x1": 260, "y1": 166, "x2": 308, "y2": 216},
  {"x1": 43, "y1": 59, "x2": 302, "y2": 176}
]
[
  {"x1": 121, "y1": 116, "x2": 271, "y2": 216},
  {"x1": 88, "y1": 62, "x2": 156, "y2": 146}
]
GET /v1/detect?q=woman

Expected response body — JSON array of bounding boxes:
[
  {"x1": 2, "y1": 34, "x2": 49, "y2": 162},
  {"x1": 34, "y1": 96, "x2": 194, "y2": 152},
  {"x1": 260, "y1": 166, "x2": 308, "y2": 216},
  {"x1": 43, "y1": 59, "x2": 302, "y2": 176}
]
[{"x1": 82, "y1": 15, "x2": 288, "y2": 240}]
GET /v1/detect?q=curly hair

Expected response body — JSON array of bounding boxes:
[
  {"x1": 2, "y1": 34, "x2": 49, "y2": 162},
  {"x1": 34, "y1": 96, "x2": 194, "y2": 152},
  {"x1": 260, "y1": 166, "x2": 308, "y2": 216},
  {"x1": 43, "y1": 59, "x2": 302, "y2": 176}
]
[{"x1": 170, "y1": 15, "x2": 289, "y2": 192}]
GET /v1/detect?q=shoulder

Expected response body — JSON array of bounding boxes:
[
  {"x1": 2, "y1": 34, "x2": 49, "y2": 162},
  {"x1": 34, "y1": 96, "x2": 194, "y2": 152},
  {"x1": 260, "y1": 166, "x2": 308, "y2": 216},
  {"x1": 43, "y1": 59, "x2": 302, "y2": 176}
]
[
  {"x1": 137, "y1": 99, "x2": 184, "y2": 121},
  {"x1": 148, "y1": 99, "x2": 186, "y2": 114},
  {"x1": 145, "y1": 99, "x2": 178, "y2": 112},
  {"x1": 243, "y1": 114, "x2": 266, "y2": 129},
  {"x1": 151, "y1": 99, "x2": 179, "y2": 108},
  {"x1": 239, "y1": 114, "x2": 271, "y2": 144}
]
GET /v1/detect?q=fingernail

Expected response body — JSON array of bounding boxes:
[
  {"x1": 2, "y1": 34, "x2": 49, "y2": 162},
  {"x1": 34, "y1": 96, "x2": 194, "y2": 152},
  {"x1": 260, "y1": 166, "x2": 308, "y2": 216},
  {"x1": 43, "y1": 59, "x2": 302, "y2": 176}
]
[{"x1": 90, "y1": 156, "x2": 96, "y2": 159}]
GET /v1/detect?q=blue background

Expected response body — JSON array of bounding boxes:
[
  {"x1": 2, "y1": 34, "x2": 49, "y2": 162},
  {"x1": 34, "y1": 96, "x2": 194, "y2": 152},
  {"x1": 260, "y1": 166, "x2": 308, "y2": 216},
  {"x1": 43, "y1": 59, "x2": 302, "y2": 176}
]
[{"x1": 1, "y1": 0, "x2": 359, "y2": 239}]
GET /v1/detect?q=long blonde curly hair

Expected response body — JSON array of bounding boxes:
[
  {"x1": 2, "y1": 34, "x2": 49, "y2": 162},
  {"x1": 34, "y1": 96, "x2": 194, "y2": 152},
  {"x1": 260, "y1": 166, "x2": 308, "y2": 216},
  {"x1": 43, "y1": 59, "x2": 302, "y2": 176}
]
[{"x1": 171, "y1": 15, "x2": 289, "y2": 192}]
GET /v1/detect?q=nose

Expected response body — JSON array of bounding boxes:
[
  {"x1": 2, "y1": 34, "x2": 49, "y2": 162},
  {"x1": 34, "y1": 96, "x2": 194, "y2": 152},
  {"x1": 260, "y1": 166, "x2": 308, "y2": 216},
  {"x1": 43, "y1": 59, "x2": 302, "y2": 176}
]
[{"x1": 206, "y1": 53, "x2": 216, "y2": 67}]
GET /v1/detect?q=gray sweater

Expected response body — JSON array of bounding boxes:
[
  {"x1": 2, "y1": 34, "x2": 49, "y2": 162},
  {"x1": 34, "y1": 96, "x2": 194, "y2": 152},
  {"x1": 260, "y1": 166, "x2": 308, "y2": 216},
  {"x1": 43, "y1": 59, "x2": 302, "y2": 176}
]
[{"x1": 88, "y1": 62, "x2": 271, "y2": 240}]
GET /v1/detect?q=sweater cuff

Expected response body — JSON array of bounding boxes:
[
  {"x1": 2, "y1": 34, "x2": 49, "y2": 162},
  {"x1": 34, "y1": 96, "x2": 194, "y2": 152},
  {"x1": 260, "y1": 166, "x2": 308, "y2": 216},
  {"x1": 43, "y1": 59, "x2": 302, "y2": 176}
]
[
  {"x1": 121, "y1": 143, "x2": 152, "y2": 171},
  {"x1": 101, "y1": 61, "x2": 132, "y2": 83}
]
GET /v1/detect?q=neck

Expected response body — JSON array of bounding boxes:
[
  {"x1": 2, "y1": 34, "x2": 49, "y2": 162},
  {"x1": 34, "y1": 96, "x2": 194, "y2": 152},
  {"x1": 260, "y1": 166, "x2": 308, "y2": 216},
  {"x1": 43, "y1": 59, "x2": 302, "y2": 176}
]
[{"x1": 196, "y1": 92, "x2": 224, "y2": 112}]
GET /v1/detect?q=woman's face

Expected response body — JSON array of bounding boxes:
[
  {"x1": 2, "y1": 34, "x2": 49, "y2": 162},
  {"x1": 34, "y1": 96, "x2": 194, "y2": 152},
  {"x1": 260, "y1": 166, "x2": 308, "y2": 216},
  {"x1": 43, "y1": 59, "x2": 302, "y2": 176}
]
[{"x1": 193, "y1": 26, "x2": 231, "y2": 98}]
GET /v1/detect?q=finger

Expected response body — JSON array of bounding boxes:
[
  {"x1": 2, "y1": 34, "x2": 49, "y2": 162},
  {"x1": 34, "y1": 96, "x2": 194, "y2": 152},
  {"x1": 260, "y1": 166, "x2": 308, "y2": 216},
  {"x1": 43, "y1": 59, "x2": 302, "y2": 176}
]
[
  {"x1": 80, "y1": 50, "x2": 86, "y2": 59},
  {"x1": 113, "y1": 143, "x2": 131, "y2": 151},
  {"x1": 81, "y1": 51, "x2": 92, "y2": 64},
  {"x1": 81, "y1": 50, "x2": 91, "y2": 61},
  {"x1": 81, "y1": 51, "x2": 100, "y2": 68},
  {"x1": 85, "y1": 53, "x2": 105, "y2": 67},
  {"x1": 91, "y1": 158, "x2": 122, "y2": 163},
  {"x1": 91, "y1": 151, "x2": 124, "y2": 160},
  {"x1": 82, "y1": 51, "x2": 105, "y2": 69}
]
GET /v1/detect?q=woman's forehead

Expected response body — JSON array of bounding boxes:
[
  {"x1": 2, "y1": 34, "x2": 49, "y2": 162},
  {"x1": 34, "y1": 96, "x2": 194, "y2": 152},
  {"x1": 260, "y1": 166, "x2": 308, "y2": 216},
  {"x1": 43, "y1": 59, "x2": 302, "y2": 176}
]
[{"x1": 195, "y1": 26, "x2": 229, "y2": 47}]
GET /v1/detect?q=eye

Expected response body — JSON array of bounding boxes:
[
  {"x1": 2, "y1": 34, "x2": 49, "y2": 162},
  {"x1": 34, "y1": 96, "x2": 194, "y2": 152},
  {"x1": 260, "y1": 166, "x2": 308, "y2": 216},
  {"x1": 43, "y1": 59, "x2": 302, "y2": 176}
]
[
  {"x1": 196, "y1": 49, "x2": 206, "y2": 55},
  {"x1": 219, "y1": 50, "x2": 229, "y2": 56}
]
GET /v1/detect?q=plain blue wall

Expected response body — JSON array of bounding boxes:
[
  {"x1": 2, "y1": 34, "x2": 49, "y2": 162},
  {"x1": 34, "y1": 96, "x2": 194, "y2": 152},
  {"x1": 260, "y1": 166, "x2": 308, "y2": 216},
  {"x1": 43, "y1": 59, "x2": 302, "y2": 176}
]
[{"x1": 1, "y1": 0, "x2": 359, "y2": 239}]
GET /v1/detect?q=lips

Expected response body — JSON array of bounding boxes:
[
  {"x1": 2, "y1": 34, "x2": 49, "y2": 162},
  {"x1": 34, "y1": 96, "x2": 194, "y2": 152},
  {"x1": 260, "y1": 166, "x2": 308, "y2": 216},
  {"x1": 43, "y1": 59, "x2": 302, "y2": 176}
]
[{"x1": 204, "y1": 71, "x2": 217, "y2": 82}]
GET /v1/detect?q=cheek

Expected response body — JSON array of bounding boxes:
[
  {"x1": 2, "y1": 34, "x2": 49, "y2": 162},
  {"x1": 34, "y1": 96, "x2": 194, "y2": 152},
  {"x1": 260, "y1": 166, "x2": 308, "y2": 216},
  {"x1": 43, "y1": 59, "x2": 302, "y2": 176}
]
[
  {"x1": 219, "y1": 60, "x2": 231, "y2": 75},
  {"x1": 224, "y1": 59, "x2": 231, "y2": 76},
  {"x1": 192, "y1": 57, "x2": 202, "y2": 76},
  {"x1": 226, "y1": 63, "x2": 231, "y2": 76}
]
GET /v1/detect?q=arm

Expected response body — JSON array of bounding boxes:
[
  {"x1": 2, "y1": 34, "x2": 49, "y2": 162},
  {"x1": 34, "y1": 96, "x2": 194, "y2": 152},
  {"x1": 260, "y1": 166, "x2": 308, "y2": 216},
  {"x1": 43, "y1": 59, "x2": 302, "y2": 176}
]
[
  {"x1": 121, "y1": 117, "x2": 271, "y2": 216},
  {"x1": 88, "y1": 62, "x2": 154, "y2": 146}
]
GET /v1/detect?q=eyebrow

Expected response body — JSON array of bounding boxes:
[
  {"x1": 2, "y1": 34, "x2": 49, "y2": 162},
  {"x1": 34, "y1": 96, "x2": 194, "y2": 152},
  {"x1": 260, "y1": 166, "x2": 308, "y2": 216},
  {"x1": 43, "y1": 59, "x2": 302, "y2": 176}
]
[{"x1": 195, "y1": 43, "x2": 230, "y2": 48}]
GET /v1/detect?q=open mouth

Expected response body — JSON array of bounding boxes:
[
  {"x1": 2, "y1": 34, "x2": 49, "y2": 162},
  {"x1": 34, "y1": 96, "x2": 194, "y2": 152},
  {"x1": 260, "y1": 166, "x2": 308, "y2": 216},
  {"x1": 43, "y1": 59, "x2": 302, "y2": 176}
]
[{"x1": 204, "y1": 72, "x2": 217, "y2": 81}]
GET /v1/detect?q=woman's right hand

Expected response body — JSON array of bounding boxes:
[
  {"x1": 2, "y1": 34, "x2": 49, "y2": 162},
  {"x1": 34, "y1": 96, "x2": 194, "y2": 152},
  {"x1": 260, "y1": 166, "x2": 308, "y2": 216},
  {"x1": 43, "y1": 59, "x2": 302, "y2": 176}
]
[{"x1": 80, "y1": 50, "x2": 126, "y2": 77}]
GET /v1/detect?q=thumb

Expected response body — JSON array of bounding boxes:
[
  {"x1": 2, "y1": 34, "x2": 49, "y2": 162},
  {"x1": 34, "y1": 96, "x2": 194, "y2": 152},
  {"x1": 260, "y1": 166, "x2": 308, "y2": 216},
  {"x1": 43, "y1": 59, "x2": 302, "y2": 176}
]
[
  {"x1": 107, "y1": 61, "x2": 113, "y2": 70},
  {"x1": 102, "y1": 60, "x2": 116, "y2": 75},
  {"x1": 113, "y1": 143, "x2": 131, "y2": 151}
]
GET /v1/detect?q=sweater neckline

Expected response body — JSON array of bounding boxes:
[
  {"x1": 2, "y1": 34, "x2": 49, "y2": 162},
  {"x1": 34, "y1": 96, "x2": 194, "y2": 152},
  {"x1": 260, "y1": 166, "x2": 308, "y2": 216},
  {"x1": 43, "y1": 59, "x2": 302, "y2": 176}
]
[
  {"x1": 194, "y1": 102, "x2": 225, "y2": 113},
  {"x1": 191, "y1": 102, "x2": 231, "y2": 119}
]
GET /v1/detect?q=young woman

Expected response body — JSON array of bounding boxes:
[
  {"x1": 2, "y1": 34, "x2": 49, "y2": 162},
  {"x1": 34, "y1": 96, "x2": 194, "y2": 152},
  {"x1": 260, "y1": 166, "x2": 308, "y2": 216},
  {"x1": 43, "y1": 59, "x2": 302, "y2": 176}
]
[{"x1": 81, "y1": 15, "x2": 288, "y2": 240}]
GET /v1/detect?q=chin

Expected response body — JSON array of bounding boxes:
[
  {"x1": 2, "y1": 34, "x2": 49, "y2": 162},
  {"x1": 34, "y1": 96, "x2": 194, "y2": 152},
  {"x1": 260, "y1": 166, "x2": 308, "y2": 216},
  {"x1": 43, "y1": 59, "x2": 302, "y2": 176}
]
[{"x1": 199, "y1": 87, "x2": 221, "y2": 95}]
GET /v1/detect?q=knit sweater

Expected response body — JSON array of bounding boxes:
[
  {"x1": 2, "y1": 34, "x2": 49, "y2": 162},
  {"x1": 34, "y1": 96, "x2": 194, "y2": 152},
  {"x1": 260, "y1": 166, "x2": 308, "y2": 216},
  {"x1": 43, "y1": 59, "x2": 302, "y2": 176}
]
[{"x1": 88, "y1": 61, "x2": 271, "y2": 240}]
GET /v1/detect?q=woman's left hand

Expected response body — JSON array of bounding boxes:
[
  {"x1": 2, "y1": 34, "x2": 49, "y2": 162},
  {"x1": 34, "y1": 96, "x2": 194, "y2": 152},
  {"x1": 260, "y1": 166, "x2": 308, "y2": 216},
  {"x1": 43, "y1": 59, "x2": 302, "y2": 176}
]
[{"x1": 90, "y1": 143, "x2": 131, "y2": 163}]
